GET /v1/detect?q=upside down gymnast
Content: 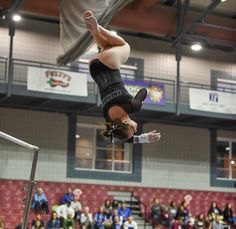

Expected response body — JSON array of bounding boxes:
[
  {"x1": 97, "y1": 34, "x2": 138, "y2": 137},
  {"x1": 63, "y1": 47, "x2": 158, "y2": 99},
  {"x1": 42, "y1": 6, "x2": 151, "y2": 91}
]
[{"x1": 84, "y1": 10, "x2": 161, "y2": 144}]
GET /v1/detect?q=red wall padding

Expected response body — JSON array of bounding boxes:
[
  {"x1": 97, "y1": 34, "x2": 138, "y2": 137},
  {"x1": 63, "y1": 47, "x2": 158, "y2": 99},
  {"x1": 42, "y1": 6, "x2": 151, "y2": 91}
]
[{"x1": 0, "y1": 179, "x2": 235, "y2": 229}]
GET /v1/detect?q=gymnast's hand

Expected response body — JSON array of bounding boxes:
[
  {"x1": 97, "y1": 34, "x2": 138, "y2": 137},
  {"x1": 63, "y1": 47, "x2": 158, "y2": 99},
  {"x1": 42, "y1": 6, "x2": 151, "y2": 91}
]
[
  {"x1": 135, "y1": 130, "x2": 161, "y2": 143},
  {"x1": 146, "y1": 130, "x2": 161, "y2": 143}
]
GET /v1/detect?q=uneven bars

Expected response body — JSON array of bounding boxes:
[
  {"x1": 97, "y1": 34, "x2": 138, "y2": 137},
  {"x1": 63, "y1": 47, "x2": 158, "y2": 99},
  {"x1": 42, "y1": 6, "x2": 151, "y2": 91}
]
[
  {"x1": 0, "y1": 131, "x2": 39, "y2": 151},
  {"x1": 0, "y1": 131, "x2": 40, "y2": 229}
]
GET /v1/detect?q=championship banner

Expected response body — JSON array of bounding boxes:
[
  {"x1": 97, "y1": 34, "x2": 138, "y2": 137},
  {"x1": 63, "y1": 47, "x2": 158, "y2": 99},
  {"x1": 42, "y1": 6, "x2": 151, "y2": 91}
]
[
  {"x1": 189, "y1": 88, "x2": 236, "y2": 114},
  {"x1": 124, "y1": 79, "x2": 165, "y2": 105},
  {"x1": 27, "y1": 66, "x2": 88, "y2": 96}
]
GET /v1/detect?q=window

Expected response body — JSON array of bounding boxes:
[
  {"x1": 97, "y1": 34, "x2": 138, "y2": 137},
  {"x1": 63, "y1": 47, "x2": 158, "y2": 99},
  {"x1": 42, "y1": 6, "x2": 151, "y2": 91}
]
[
  {"x1": 216, "y1": 138, "x2": 236, "y2": 180},
  {"x1": 75, "y1": 124, "x2": 133, "y2": 173}
]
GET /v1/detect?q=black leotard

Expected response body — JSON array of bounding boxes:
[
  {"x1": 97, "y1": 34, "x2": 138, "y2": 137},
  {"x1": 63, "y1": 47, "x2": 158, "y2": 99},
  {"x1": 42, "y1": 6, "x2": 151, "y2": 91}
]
[{"x1": 89, "y1": 59, "x2": 147, "y2": 121}]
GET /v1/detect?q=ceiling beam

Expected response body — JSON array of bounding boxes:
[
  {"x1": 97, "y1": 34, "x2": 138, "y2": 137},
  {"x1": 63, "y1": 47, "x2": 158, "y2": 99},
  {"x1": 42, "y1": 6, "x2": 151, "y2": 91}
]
[
  {"x1": 110, "y1": 1, "x2": 236, "y2": 44},
  {"x1": 164, "y1": 0, "x2": 177, "y2": 6},
  {"x1": 19, "y1": 0, "x2": 59, "y2": 19},
  {"x1": 172, "y1": 0, "x2": 222, "y2": 46}
]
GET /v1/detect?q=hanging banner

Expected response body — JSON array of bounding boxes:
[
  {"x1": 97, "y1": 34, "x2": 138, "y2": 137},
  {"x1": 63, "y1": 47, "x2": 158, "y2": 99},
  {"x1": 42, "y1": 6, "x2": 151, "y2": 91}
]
[
  {"x1": 189, "y1": 88, "x2": 236, "y2": 114},
  {"x1": 124, "y1": 79, "x2": 165, "y2": 105},
  {"x1": 27, "y1": 66, "x2": 88, "y2": 96}
]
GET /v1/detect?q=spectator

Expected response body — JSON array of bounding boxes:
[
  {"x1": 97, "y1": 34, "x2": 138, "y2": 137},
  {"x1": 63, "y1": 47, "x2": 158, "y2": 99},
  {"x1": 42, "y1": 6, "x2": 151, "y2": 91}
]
[
  {"x1": 194, "y1": 213, "x2": 205, "y2": 229},
  {"x1": 112, "y1": 216, "x2": 122, "y2": 229},
  {"x1": 176, "y1": 200, "x2": 190, "y2": 227},
  {"x1": 111, "y1": 210, "x2": 123, "y2": 225},
  {"x1": 212, "y1": 215, "x2": 224, "y2": 229},
  {"x1": 63, "y1": 213, "x2": 75, "y2": 229},
  {"x1": 160, "y1": 206, "x2": 170, "y2": 228},
  {"x1": 71, "y1": 194, "x2": 82, "y2": 221},
  {"x1": 46, "y1": 211, "x2": 60, "y2": 229},
  {"x1": 32, "y1": 214, "x2": 45, "y2": 228},
  {"x1": 60, "y1": 187, "x2": 74, "y2": 205},
  {"x1": 168, "y1": 201, "x2": 178, "y2": 222},
  {"x1": 15, "y1": 218, "x2": 29, "y2": 229},
  {"x1": 118, "y1": 201, "x2": 132, "y2": 223},
  {"x1": 80, "y1": 206, "x2": 94, "y2": 229},
  {"x1": 94, "y1": 206, "x2": 107, "y2": 229},
  {"x1": 204, "y1": 216, "x2": 212, "y2": 229},
  {"x1": 112, "y1": 200, "x2": 119, "y2": 211},
  {"x1": 123, "y1": 216, "x2": 138, "y2": 229},
  {"x1": 151, "y1": 198, "x2": 162, "y2": 228},
  {"x1": 56, "y1": 200, "x2": 75, "y2": 228},
  {"x1": 103, "y1": 199, "x2": 113, "y2": 219},
  {"x1": 0, "y1": 217, "x2": 3, "y2": 229},
  {"x1": 171, "y1": 217, "x2": 182, "y2": 229},
  {"x1": 208, "y1": 201, "x2": 222, "y2": 221},
  {"x1": 223, "y1": 203, "x2": 234, "y2": 225},
  {"x1": 185, "y1": 218, "x2": 194, "y2": 229},
  {"x1": 32, "y1": 188, "x2": 49, "y2": 214},
  {"x1": 104, "y1": 217, "x2": 113, "y2": 229},
  {"x1": 32, "y1": 220, "x2": 44, "y2": 229}
]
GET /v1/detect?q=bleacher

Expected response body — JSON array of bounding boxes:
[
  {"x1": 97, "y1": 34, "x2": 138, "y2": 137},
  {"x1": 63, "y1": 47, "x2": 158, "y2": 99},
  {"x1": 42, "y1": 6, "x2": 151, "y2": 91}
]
[{"x1": 0, "y1": 179, "x2": 235, "y2": 229}]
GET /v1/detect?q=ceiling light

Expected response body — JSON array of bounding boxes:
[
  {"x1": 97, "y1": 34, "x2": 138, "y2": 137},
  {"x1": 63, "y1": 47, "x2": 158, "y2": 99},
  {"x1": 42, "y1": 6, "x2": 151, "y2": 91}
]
[
  {"x1": 221, "y1": 0, "x2": 227, "y2": 2},
  {"x1": 12, "y1": 14, "x2": 22, "y2": 22},
  {"x1": 75, "y1": 134, "x2": 80, "y2": 139},
  {"x1": 191, "y1": 43, "x2": 202, "y2": 51},
  {"x1": 231, "y1": 160, "x2": 235, "y2": 165}
]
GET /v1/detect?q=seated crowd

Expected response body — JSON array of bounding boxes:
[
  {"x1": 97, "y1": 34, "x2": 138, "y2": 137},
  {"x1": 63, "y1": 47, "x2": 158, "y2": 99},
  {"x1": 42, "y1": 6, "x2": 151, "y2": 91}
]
[
  {"x1": 150, "y1": 198, "x2": 235, "y2": 229},
  {"x1": 14, "y1": 187, "x2": 138, "y2": 229},
  {"x1": 12, "y1": 187, "x2": 235, "y2": 229}
]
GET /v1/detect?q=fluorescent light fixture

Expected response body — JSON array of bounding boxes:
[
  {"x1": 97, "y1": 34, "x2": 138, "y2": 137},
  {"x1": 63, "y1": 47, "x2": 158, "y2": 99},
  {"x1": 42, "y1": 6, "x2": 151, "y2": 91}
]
[
  {"x1": 225, "y1": 147, "x2": 230, "y2": 151},
  {"x1": 191, "y1": 43, "x2": 202, "y2": 51},
  {"x1": 12, "y1": 14, "x2": 22, "y2": 21},
  {"x1": 221, "y1": 0, "x2": 227, "y2": 2},
  {"x1": 231, "y1": 160, "x2": 235, "y2": 165}
]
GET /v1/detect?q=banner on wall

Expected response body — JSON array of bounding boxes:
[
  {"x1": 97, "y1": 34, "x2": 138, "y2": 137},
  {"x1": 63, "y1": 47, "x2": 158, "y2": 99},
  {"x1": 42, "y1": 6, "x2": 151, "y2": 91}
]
[
  {"x1": 189, "y1": 88, "x2": 236, "y2": 114},
  {"x1": 124, "y1": 79, "x2": 165, "y2": 105},
  {"x1": 27, "y1": 66, "x2": 88, "y2": 96}
]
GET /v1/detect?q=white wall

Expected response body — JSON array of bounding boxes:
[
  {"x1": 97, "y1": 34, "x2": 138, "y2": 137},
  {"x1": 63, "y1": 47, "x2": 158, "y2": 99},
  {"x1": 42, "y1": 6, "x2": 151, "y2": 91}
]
[
  {"x1": 0, "y1": 19, "x2": 236, "y2": 83},
  {"x1": 0, "y1": 18, "x2": 236, "y2": 192},
  {"x1": 0, "y1": 107, "x2": 235, "y2": 193}
]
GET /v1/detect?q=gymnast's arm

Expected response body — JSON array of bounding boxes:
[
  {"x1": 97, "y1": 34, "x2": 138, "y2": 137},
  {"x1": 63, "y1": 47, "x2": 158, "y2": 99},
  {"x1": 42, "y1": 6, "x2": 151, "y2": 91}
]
[{"x1": 127, "y1": 130, "x2": 161, "y2": 144}]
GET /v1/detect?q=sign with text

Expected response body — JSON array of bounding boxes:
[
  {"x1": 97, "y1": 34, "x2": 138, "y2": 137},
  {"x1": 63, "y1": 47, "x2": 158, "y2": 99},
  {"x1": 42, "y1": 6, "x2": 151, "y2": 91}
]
[
  {"x1": 124, "y1": 79, "x2": 165, "y2": 105},
  {"x1": 27, "y1": 66, "x2": 88, "y2": 96},
  {"x1": 189, "y1": 88, "x2": 236, "y2": 114}
]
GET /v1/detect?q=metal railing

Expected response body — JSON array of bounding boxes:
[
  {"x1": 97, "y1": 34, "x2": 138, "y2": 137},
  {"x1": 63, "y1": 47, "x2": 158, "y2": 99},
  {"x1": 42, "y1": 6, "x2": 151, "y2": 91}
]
[
  {"x1": 0, "y1": 131, "x2": 40, "y2": 229},
  {"x1": 1, "y1": 56, "x2": 236, "y2": 107},
  {"x1": 0, "y1": 57, "x2": 8, "y2": 83},
  {"x1": 11, "y1": 58, "x2": 176, "y2": 103},
  {"x1": 131, "y1": 192, "x2": 147, "y2": 229}
]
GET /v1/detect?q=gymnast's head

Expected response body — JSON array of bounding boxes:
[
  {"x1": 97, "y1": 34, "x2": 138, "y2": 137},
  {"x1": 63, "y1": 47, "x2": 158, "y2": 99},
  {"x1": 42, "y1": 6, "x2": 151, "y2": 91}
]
[{"x1": 102, "y1": 119, "x2": 137, "y2": 142}]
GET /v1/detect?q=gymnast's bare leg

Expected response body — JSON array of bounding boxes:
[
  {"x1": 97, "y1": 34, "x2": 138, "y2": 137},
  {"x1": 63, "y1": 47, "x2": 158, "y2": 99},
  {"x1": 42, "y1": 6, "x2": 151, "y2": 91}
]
[{"x1": 83, "y1": 10, "x2": 130, "y2": 69}]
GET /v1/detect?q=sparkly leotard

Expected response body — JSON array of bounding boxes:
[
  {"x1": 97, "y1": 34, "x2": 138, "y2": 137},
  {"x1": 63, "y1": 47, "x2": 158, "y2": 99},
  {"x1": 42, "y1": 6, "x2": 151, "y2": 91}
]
[{"x1": 89, "y1": 58, "x2": 147, "y2": 121}]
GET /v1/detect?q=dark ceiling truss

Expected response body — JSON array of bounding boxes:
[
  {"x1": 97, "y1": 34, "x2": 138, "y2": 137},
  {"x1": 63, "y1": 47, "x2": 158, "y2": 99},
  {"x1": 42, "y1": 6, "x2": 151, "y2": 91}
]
[
  {"x1": 163, "y1": 0, "x2": 177, "y2": 6},
  {"x1": 197, "y1": 21, "x2": 236, "y2": 33},
  {"x1": 172, "y1": 0, "x2": 222, "y2": 46}
]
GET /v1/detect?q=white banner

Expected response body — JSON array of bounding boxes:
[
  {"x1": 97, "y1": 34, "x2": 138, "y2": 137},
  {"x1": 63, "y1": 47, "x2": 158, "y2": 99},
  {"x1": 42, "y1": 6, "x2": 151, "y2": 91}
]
[
  {"x1": 27, "y1": 67, "x2": 88, "y2": 96},
  {"x1": 189, "y1": 88, "x2": 236, "y2": 114}
]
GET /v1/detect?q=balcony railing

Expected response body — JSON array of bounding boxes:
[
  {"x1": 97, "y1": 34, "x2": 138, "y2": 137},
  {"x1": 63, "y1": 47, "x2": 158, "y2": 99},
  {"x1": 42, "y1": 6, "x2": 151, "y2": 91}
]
[
  {"x1": 0, "y1": 57, "x2": 7, "y2": 83},
  {"x1": 0, "y1": 57, "x2": 235, "y2": 106}
]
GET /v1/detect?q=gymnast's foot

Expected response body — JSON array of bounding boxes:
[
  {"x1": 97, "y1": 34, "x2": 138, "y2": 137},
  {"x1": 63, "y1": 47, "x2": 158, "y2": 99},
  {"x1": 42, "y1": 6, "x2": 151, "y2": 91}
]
[{"x1": 83, "y1": 10, "x2": 100, "y2": 34}]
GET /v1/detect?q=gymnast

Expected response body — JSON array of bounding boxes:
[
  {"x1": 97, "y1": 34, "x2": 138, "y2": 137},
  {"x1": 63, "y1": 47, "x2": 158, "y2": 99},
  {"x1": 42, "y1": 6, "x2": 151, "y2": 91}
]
[{"x1": 84, "y1": 10, "x2": 161, "y2": 144}]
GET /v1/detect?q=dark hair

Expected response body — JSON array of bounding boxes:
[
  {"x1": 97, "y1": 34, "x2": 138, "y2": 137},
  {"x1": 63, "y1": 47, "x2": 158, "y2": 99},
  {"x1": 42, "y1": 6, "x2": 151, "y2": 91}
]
[{"x1": 102, "y1": 120, "x2": 132, "y2": 142}]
